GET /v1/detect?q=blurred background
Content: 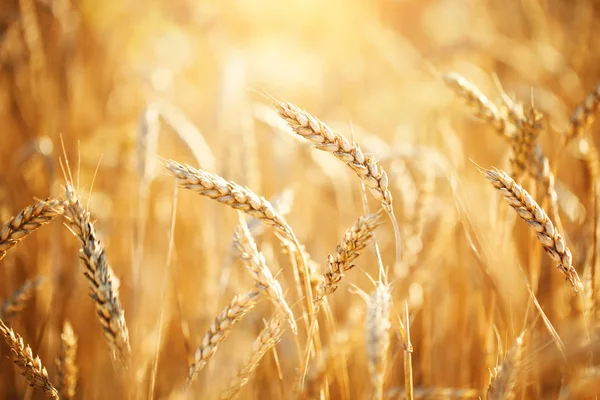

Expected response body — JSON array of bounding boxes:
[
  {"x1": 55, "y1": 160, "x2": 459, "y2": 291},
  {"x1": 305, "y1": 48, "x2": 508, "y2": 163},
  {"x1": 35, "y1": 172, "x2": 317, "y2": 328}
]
[{"x1": 1, "y1": 0, "x2": 600, "y2": 398}]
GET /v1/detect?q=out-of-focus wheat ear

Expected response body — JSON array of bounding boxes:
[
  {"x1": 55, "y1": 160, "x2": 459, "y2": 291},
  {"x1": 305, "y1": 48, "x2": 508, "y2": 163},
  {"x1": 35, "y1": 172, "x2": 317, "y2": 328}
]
[
  {"x1": 0, "y1": 198, "x2": 64, "y2": 261},
  {"x1": 313, "y1": 212, "x2": 383, "y2": 311},
  {"x1": 62, "y1": 182, "x2": 131, "y2": 367},
  {"x1": 0, "y1": 319, "x2": 59, "y2": 399},
  {"x1": 487, "y1": 331, "x2": 526, "y2": 400},
  {"x1": 269, "y1": 98, "x2": 393, "y2": 211},
  {"x1": 0, "y1": 276, "x2": 44, "y2": 321},
  {"x1": 56, "y1": 321, "x2": 77, "y2": 400},
  {"x1": 234, "y1": 216, "x2": 297, "y2": 334},
  {"x1": 509, "y1": 107, "x2": 543, "y2": 180},
  {"x1": 366, "y1": 282, "x2": 392, "y2": 400},
  {"x1": 187, "y1": 291, "x2": 260, "y2": 387},
  {"x1": 220, "y1": 316, "x2": 284, "y2": 400},
  {"x1": 565, "y1": 81, "x2": 600, "y2": 145},
  {"x1": 442, "y1": 72, "x2": 511, "y2": 139},
  {"x1": 480, "y1": 167, "x2": 582, "y2": 291}
]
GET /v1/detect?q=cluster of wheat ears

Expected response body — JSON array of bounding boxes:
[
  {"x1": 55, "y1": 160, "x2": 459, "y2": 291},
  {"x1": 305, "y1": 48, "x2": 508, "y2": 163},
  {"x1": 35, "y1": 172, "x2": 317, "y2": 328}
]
[{"x1": 1, "y1": 72, "x2": 600, "y2": 399}]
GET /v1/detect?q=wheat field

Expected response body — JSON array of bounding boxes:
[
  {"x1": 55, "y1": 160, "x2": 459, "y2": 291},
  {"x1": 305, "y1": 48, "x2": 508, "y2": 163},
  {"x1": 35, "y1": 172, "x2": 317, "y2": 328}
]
[{"x1": 1, "y1": 0, "x2": 600, "y2": 399}]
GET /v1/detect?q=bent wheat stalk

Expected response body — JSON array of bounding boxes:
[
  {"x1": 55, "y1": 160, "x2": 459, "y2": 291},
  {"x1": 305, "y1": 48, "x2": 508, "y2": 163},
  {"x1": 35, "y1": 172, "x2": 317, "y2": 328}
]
[
  {"x1": 62, "y1": 182, "x2": 131, "y2": 366},
  {"x1": 480, "y1": 167, "x2": 582, "y2": 291},
  {"x1": 0, "y1": 319, "x2": 59, "y2": 399},
  {"x1": 0, "y1": 198, "x2": 63, "y2": 261}
]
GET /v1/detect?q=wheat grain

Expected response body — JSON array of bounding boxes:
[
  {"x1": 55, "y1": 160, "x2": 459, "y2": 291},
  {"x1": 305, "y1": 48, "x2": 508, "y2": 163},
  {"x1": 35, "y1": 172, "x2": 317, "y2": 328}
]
[
  {"x1": 481, "y1": 167, "x2": 582, "y2": 291},
  {"x1": 234, "y1": 217, "x2": 297, "y2": 334},
  {"x1": 187, "y1": 290, "x2": 260, "y2": 386},
  {"x1": 0, "y1": 319, "x2": 59, "y2": 399},
  {"x1": 62, "y1": 182, "x2": 131, "y2": 366},
  {"x1": 0, "y1": 276, "x2": 44, "y2": 321},
  {"x1": 56, "y1": 321, "x2": 77, "y2": 400},
  {"x1": 220, "y1": 316, "x2": 284, "y2": 399},
  {"x1": 0, "y1": 198, "x2": 63, "y2": 261}
]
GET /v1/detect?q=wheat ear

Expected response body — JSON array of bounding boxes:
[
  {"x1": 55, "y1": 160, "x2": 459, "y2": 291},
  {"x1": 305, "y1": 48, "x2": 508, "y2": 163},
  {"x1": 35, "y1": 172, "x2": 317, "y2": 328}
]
[
  {"x1": 487, "y1": 332, "x2": 526, "y2": 400},
  {"x1": 565, "y1": 81, "x2": 600, "y2": 145},
  {"x1": 313, "y1": 212, "x2": 383, "y2": 310},
  {"x1": 270, "y1": 99, "x2": 392, "y2": 210},
  {"x1": 234, "y1": 216, "x2": 297, "y2": 334},
  {"x1": 442, "y1": 72, "x2": 510, "y2": 138},
  {"x1": 56, "y1": 321, "x2": 77, "y2": 400},
  {"x1": 0, "y1": 319, "x2": 59, "y2": 399},
  {"x1": 164, "y1": 160, "x2": 295, "y2": 240},
  {"x1": 366, "y1": 283, "x2": 392, "y2": 400},
  {"x1": 0, "y1": 198, "x2": 63, "y2": 261},
  {"x1": 0, "y1": 276, "x2": 44, "y2": 321},
  {"x1": 481, "y1": 167, "x2": 582, "y2": 291},
  {"x1": 62, "y1": 182, "x2": 131, "y2": 366},
  {"x1": 220, "y1": 316, "x2": 284, "y2": 400},
  {"x1": 187, "y1": 291, "x2": 260, "y2": 386}
]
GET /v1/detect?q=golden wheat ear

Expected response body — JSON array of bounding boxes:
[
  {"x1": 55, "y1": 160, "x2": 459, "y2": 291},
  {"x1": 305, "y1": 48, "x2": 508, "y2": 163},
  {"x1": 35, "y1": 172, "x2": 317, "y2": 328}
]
[
  {"x1": 480, "y1": 167, "x2": 582, "y2": 291},
  {"x1": 62, "y1": 181, "x2": 131, "y2": 367},
  {"x1": 0, "y1": 319, "x2": 59, "y2": 399},
  {"x1": 0, "y1": 198, "x2": 63, "y2": 261},
  {"x1": 56, "y1": 321, "x2": 78, "y2": 400},
  {"x1": 186, "y1": 290, "x2": 261, "y2": 386}
]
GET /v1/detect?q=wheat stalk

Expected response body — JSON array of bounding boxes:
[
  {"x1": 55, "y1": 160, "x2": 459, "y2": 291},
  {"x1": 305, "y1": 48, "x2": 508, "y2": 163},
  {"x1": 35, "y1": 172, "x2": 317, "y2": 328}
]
[
  {"x1": 270, "y1": 99, "x2": 393, "y2": 211},
  {"x1": 0, "y1": 198, "x2": 63, "y2": 261},
  {"x1": 481, "y1": 167, "x2": 582, "y2": 291},
  {"x1": 187, "y1": 290, "x2": 261, "y2": 386},
  {"x1": 62, "y1": 182, "x2": 131, "y2": 366},
  {"x1": 220, "y1": 316, "x2": 284, "y2": 400},
  {"x1": 313, "y1": 212, "x2": 383, "y2": 310},
  {"x1": 56, "y1": 321, "x2": 77, "y2": 400},
  {"x1": 234, "y1": 216, "x2": 297, "y2": 334},
  {"x1": 366, "y1": 282, "x2": 392, "y2": 400},
  {"x1": 0, "y1": 319, "x2": 59, "y2": 399}
]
